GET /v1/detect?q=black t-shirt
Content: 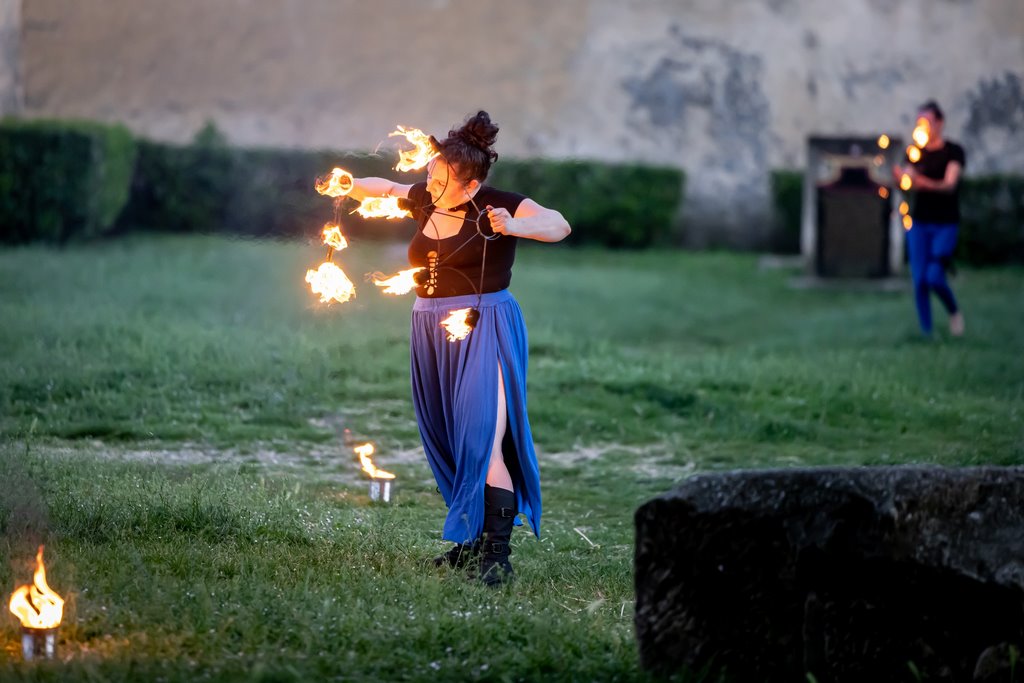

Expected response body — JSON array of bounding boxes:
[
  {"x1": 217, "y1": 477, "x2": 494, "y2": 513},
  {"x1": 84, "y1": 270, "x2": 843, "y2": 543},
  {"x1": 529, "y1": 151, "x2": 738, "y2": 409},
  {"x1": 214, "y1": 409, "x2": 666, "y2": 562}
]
[
  {"x1": 910, "y1": 141, "x2": 966, "y2": 224},
  {"x1": 403, "y1": 182, "x2": 526, "y2": 298}
]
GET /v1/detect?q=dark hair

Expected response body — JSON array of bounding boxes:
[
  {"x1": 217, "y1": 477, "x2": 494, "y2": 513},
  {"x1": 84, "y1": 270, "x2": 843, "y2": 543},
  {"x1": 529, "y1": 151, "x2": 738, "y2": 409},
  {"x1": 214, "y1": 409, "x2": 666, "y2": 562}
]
[
  {"x1": 433, "y1": 111, "x2": 499, "y2": 183},
  {"x1": 919, "y1": 100, "x2": 945, "y2": 121}
]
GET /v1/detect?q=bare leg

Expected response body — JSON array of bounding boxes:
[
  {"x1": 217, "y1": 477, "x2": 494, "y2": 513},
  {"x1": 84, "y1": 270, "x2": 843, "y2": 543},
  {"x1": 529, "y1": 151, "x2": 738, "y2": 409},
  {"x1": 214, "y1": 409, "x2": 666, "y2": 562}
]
[{"x1": 486, "y1": 364, "x2": 513, "y2": 491}]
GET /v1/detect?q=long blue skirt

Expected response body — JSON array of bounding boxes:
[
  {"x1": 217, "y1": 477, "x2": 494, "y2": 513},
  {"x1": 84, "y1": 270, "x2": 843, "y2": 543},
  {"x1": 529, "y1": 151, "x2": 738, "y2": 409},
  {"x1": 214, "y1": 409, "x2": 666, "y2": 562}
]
[{"x1": 410, "y1": 289, "x2": 541, "y2": 544}]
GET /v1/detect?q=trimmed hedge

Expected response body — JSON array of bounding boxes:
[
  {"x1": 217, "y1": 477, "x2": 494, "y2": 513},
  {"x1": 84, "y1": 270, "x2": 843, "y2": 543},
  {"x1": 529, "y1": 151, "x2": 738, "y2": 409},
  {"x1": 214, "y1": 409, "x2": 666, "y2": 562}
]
[
  {"x1": 0, "y1": 118, "x2": 685, "y2": 249},
  {"x1": 119, "y1": 130, "x2": 686, "y2": 248},
  {"x1": 490, "y1": 159, "x2": 684, "y2": 248},
  {"x1": 959, "y1": 175, "x2": 1024, "y2": 266},
  {"x1": 0, "y1": 118, "x2": 136, "y2": 244},
  {"x1": 769, "y1": 170, "x2": 803, "y2": 254},
  {"x1": 769, "y1": 169, "x2": 1024, "y2": 265},
  {"x1": 117, "y1": 123, "x2": 406, "y2": 241}
]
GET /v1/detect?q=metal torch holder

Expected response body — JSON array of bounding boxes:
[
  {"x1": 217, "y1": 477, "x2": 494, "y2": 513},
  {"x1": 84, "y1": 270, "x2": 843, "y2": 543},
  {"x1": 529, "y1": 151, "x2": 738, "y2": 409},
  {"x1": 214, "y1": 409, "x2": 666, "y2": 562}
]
[
  {"x1": 21, "y1": 626, "x2": 57, "y2": 661},
  {"x1": 368, "y1": 478, "x2": 392, "y2": 503}
]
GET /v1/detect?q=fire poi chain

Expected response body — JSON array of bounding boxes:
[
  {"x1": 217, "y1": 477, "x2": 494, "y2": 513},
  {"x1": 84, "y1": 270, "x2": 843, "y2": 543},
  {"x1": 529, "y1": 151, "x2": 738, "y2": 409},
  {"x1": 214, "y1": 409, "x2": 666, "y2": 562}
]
[
  {"x1": 876, "y1": 116, "x2": 932, "y2": 232},
  {"x1": 304, "y1": 126, "x2": 477, "y2": 342}
]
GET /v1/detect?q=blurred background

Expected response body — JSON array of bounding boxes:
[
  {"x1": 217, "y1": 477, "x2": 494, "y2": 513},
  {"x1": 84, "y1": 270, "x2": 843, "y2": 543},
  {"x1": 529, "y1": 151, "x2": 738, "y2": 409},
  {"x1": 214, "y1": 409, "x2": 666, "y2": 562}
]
[{"x1": 1, "y1": 0, "x2": 1022, "y2": 253}]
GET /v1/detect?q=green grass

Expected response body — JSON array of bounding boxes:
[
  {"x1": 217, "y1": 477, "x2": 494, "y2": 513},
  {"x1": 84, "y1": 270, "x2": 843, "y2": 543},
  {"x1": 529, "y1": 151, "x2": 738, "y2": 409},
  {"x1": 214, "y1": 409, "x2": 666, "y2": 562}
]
[{"x1": 1, "y1": 234, "x2": 1022, "y2": 681}]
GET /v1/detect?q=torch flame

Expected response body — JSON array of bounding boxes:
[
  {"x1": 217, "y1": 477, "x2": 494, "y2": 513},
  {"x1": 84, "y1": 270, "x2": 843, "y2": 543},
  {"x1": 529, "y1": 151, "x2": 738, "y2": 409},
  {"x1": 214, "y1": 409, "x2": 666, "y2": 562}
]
[
  {"x1": 389, "y1": 126, "x2": 439, "y2": 172},
  {"x1": 355, "y1": 443, "x2": 395, "y2": 480},
  {"x1": 353, "y1": 196, "x2": 412, "y2": 220},
  {"x1": 876, "y1": 134, "x2": 891, "y2": 149},
  {"x1": 907, "y1": 145, "x2": 922, "y2": 164},
  {"x1": 899, "y1": 201, "x2": 910, "y2": 216},
  {"x1": 315, "y1": 168, "x2": 354, "y2": 197},
  {"x1": 899, "y1": 173, "x2": 913, "y2": 192},
  {"x1": 440, "y1": 308, "x2": 474, "y2": 342},
  {"x1": 878, "y1": 187, "x2": 890, "y2": 199},
  {"x1": 305, "y1": 262, "x2": 355, "y2": 304},
  {"x1": 903, "y1": 214, "x2": 913, "y2": 230},
  {"x1": 8, "y1": 546, "x2": 64, "y2": 630},
  {"x1": 912, "y1": 117, "x2": 930, "y2": 148},
  {"x1": 322, "y1": 224, "x2": 348, "y2": 251},
  {"x1": 372, "y1": 268, "x2": 423, "y2": 295}
]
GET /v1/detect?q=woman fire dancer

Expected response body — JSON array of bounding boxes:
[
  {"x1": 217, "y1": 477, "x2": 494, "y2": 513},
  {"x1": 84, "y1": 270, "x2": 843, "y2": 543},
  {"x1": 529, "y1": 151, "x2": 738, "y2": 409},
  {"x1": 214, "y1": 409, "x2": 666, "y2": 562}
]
[{"x1": 347, "y1": 111, "x2": 571, "y2": 586}]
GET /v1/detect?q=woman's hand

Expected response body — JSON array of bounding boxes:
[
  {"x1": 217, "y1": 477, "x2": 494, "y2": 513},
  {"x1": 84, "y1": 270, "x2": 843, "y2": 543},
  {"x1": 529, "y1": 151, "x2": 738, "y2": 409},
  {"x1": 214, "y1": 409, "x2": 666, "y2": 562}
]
[{"x1": 486, "y1": 206, "x2": 517, "y2": 236}]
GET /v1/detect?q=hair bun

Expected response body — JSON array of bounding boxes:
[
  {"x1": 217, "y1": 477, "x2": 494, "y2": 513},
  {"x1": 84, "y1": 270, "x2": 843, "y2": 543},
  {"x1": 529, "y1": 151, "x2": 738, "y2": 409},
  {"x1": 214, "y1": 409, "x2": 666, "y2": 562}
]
[{"x1": 454, "y1": 111, "x2": 498, "y2": 154}]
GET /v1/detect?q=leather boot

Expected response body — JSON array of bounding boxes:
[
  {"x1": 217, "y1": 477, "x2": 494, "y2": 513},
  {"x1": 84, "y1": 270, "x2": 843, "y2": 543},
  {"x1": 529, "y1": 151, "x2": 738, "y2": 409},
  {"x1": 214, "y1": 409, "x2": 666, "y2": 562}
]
[
  {"x1": 478, "y1": 485, "x2": 516, "y2": 587},
  {"x1": 430, "y1": 540, "x2": 481, "y2": 569}
]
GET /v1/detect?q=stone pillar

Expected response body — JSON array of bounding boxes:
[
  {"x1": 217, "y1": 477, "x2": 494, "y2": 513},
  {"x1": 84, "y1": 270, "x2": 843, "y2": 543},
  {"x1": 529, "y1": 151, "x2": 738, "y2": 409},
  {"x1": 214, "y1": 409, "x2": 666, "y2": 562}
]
[{"x1": 0, "y1": 0, "x2": 22, "y2": 116}]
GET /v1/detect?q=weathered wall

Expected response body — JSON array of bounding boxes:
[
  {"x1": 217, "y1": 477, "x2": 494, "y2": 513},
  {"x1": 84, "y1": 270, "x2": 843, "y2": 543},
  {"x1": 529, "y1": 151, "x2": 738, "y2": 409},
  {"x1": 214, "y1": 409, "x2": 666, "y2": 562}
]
[
  {"x1": 0, "y1": 0, "x2": 20, "y2": 115},
  {"x1": 18, "y1": 0, "x2": 1024, "y2": 247}
]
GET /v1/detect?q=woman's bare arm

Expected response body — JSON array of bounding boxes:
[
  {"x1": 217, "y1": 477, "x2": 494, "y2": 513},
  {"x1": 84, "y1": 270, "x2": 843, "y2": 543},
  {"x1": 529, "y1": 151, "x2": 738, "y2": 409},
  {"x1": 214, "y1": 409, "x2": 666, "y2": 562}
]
[{"x1": 486, "y1": 199, "x2": 571, "y2": 243}]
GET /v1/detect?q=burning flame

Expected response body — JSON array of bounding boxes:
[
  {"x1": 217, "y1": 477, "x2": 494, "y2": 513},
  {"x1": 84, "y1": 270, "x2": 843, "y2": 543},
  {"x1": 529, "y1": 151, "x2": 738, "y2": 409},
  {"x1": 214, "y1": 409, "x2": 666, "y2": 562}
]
[
  {"x1": 353, "y1": 196, "x2": 412, "y2": 220},
  {"x1": 440, "y1": 308, "x2": 474, "y2": 342},
  {"x1": 907, "y1": 145, "x2": 922, "y2": 164},
  {"x1": 912, "y1": 117, "x2": 931, "y2": 148},
  {"x1": 9, "y1": 546, "x2": 64, "y2": 630},
  {"x1": 372, "y1": 268, "x2": 423, "y2": 295},
  {"x1": 876, "y1": 134, "x2": 891, "y2": 149},
  {"x1": 305, "y1": 262, "x2": 355, "y2": 304},
  {"x1": 315, "y1": 168, "x2": 354, "y2": 197},
  {"x1": 355, "y1": 443, "x2": 395, "y2": 480},
  {"x1": 899, "y1": 201, "x2": 910, "y2": 216},
  {"x1": 322, "y1": 224, "x2": 348, "y2": 251},
  {"x1": 903, "y1": 214, "x2": 913, "y2": 230},
  {"x1": 899, "y1": 173, "x2": 913, "y2": 192},
  {"x1": 389, "y1": 126, "x2": 439, "y2": 172},
  {"x1": 878, "y1": 187, "x2": 890, "y2": 199}
]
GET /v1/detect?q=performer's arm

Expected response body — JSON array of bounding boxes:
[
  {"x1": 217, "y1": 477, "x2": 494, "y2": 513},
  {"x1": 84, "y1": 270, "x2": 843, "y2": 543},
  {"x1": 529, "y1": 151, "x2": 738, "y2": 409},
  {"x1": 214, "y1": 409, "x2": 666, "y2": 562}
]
[
  {"x1": 486, "y1": 199, "x2": 571, "y2": 243},
  {"x1": 908, "y1": 161, "x2": 963, "y2": 192},
  {"x1": 349, "y1": 178, "x2": 413, "y2": 201}
]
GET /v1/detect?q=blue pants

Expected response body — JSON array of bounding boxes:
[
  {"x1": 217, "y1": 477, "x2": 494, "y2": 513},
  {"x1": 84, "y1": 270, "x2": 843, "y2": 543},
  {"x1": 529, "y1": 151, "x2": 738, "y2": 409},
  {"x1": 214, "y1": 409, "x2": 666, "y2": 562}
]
[
  {"x1": 409, "y1": 290, "x2": 542, "y2": 544},
  {"x1": 907, "y1": 222, "x2": 959, "y2": 334}
]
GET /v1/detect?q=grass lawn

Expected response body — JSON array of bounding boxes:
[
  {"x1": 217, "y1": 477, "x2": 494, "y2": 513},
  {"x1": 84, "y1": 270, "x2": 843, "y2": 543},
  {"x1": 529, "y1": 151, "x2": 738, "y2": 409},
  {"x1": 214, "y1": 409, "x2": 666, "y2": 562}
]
[{"x1": 1, "y1": 234, "x2": 1022, "y2": 681}]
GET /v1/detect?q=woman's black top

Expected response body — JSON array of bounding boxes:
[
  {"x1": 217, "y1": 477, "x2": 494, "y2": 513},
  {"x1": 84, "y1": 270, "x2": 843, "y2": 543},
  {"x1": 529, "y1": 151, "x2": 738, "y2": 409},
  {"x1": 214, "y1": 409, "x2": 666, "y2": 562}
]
[{"x1": 403, "y1": 181, "x2": 526, "y2": 298}]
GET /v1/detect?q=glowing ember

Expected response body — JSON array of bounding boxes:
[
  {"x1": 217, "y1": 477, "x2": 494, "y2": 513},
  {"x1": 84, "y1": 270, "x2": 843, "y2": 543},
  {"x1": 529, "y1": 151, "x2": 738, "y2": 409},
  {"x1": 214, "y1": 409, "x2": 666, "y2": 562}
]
[
  {"x1": 903, "y1": 214, "x2": 913, "y2": 230},
  {"x1": 321, "y1": 224, "x2": 348, "y2": 251},
  {"x1": 353, "y1": 196, "x2": 412, "y2": 220},
  {"x1": 912, "y1": 117, "x2": 930, "y2": 148},
  {"x1": 305, "y1": 262, "x2": 355, "y2": 304},
  {"x1": 878, "y1": 187, "x2": 890, "y2": 199},
  {"x1": 315, "y1": 167, "x2": 354, "y2": 197},
  {"x1": 9, "y1": 546, "x2": 64, "y2": 630},
  {"x1": 355, "y1": 443, "x2": 395, "y2": 480},
  {"x1": 899, "y1": 173, "x2": 913, "y2": 192},
  {"x1": 440, "y1": 308, "x2": 475, "y2": 342},
  {"x1": 907, "y1": 145, "x2": 922, "y2": 164},
  {"x1": 876, "y1": 134, "x2": 891, "y2": 149},
  {"x1": 372, "y1": 267, "x2": 424, "y2": 295},
  {"x1": 389, "y1": 126, "x2": 439, "y2": 172}
]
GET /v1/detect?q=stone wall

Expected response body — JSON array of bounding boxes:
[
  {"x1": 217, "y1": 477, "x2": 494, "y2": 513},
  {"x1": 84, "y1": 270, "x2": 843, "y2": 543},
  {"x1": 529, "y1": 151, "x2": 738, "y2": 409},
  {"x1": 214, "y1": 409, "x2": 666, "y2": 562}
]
[
  {"x1": 17, "y1": 0, "x2": 1024, "y2": 247},
  {"x1": 0, "y1": 0, "x2": 20, "y2": 115}
]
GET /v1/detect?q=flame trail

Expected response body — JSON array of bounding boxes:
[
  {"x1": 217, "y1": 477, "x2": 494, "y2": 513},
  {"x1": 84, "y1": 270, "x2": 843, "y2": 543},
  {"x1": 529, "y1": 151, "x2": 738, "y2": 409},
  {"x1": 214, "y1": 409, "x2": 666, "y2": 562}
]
[
  {"x1": 353, "y1": 197, "x2": 412, "y2": 220},
  {"x1": 315, "y1": 168, "x2": 354, "y2": 197},
  {"x1": 389, "y1": 126, "x2": 439, "y2": 172},
  {"x1": 440, "y1": 308, "x2": 475, "y2": 342},
  {"x1": 355, "y1": 443, "x2": 395, "y2": 480},
  {"x1": 372, "y1": 268, "x2": 423, "y2": 295}
]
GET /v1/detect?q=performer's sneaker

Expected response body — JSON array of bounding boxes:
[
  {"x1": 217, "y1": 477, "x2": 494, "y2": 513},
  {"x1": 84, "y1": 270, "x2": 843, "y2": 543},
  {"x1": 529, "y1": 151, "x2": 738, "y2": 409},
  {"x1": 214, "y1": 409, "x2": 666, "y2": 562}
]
[
  {"x1": 430, "y1": 541, "x2": 481, "y2": 569},
  {"x1": 949, "y1": 312, "x2": 965, "y2": 337}
]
